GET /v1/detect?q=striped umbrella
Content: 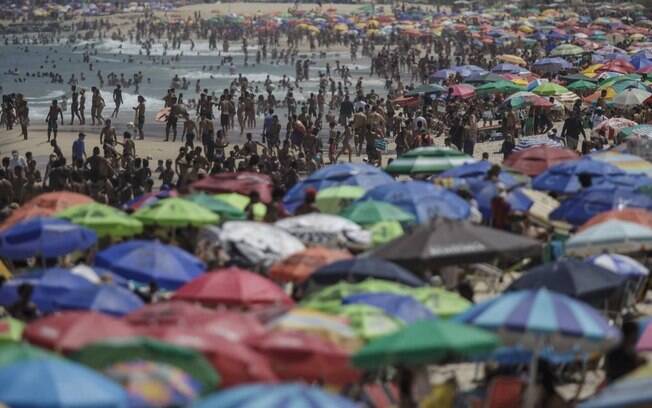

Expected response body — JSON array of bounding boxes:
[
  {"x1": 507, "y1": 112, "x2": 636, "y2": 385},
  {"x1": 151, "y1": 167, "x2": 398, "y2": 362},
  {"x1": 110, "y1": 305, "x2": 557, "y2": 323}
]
[
  {"x1": 590, "y1": 151, "x2": 652, "y2": 176},
  {"x1": 579, "y1": 363, "x2": 652, "y2": 407},
  {"x1": 385, "y1": 147, "x2": 475, "y2": 175},
  {"x1": 618, "y1": 124, "x2": 652, "y2": 140},
  {"x1": 512, "y1": 135, "x2": 564, "y2": 152},
  {"x1": 587, "y1": 254, "x2": 649, "y2": 278},
  {"x1": 565, "y1": 220, "x2": 652, "y2": 256},
  {"x1": 592, "y1": 118, "x2": 637, "y2": 140}
]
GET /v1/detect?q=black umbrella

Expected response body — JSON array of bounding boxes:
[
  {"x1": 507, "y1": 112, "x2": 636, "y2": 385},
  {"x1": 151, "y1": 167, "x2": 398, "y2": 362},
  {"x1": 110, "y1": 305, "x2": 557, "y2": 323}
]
[
  {"x1": 507, "y1": 259, "x2": 627, "y2": 306},
  {"x1": 306, "y1": 258, "x2": 425, "y2": 287},
  {"x1": 368, "y1": 218, "x2": 541, "y2": 269}
]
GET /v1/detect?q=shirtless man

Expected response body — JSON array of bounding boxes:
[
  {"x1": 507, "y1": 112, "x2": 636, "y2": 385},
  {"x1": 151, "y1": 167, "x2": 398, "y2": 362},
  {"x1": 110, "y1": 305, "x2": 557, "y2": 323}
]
[
  {"x1": 133, "y1": 95, "x2": 146, "y2": 139},
  {"x1": 79, "y1": 88, "x2": 86, "y2": 125},
  {"x1": 90, "y1": 87, "x2": 105, "y2": 125},
  {"x1": 70, "y1": 85, "x2": 82, "y2": 125},
  {"x1": 99, "y1": 119, "x2": 117, "y2": 156},
  {"x1": 111, "y1": 84, "x2": 123, "y2": 118},
  {"x1": 45, "y1": 99, "x2": 63, "y2": 142},
  {"x1": 336, "y1": 123, "x2": 353, "y2": 163},
  {"x1": 182, "y1": 116, "x2": 197, "y2": 149},
  {"x1": 15, "y1": 94, "x2": 28, "y2": 140}
]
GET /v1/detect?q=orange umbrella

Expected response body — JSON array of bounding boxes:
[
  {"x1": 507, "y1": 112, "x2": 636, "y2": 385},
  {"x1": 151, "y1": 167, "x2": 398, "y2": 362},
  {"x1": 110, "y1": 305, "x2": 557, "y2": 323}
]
[
  {"x1": 579, "y1": 208, "x2": 652, "y2": 232},
  {"x1": 269, "y1": 247, "x2": 351, "y2": 283},
  {"x1": 1, "y1": 192, "x2": 93, "y2": 230}
]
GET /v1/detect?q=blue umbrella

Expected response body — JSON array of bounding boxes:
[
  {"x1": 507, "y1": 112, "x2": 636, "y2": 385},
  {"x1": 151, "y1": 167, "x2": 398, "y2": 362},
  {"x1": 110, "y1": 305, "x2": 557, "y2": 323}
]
[
  {"x1": 307, "y1": 258, "x2": 424, "y2": 287},
  {"x1": 631, "y1": 54, "x2": 652, "y2": 70},
  {"x1": 452, "y1": 65, "x2": 487, "y2": 78},
  {"x1": 357, "y1": 181, "x2": 470, "y2": 223},
  {"x1": 194, "y1": 383, "x2": 358, "y2": 408},
  {"x1": 431, "y1": 68, "x2": 456, "y2": 81},
  {"x1": 492, "y1": 63, "x2": 527, "y2": 74},
  {"x1": 343, "y1": 292, "x2": 436, "y2": 323},
  {"x1": 283, "y1": 163, "x2": 393, "y2": 214},
  {"x1": 549, "y1": 187, "x2": 652, "y2": 225},
  {"x1": 465, "y1": 180, "x2": 533, "y2": 220},
  {"x1": 0, "y1": 359, "x2": 128, "y2": 408},
  {"x1": 437, "y1": 161, "x2": 521, "y2": 188},
  {"x1": 532, "y1": 57, "x2": 573, "y2": 73},
  {"x1": 532, "y1": 158, "x2": 625, "y2": 194},
  {"x1": 54, "y1": 283, "x2": 144, "y2": 316},
  {"x1": 0, "y1": 217, "x2": 97, "y2": 260},
  {"x1": 579, "y1": 374, "x2": 652, "y2": 408},
  {"x1": 587, "y1": 254, "x2": 649, "y2": 279},
  {"x1": 95, "y1": 240, "x2": 205, "y2": 290}
]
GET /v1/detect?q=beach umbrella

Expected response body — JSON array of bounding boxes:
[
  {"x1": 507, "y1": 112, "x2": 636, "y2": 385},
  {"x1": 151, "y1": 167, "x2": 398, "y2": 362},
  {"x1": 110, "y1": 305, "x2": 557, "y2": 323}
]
[
  {"x1": 133, "y1": 197, "x2": 219, "y2": 227},
  {"x1": 247, "y1": 330, "x2": 360, "y2": 384},
  {"x1": 267, "y1": 309, "x2": 361, "y2": 351},
  {"x1": 464, "y1": 72, "x2": 505, "y2": 84},
  {"x1": 386, "y1": 147, "x2": 475, "y2": 175},
  {"x1": 507, "y1": 259, "x2": 626, "y2": 306},
  {"x1": 431, "y1": 68, "x2": 457, "y2": 80},
  {"x1": 358, "y1": 181, "x2": 471, "y2": 223},
  {"x1": 343, "y1": 292, "x2": 435, "y2": 324},
  {"x1": 533, "y1": 57, "x2": 573, "y2": 72},
  {"x1": 191, "y1": 172, "x2": 273, "y2": 203},
  {"x1": 123, "y1": 189, "x2": 178, "y2": 211},
  {"x1": 579, "y1": 208, "x2": 652, "y2": 231},
  {"x1": 307, "y1": 257, "x2": 424, "y2": 288},
  {"x1": 370, "y1": 218, "x2": 540, "y2": 269},
  {"x1": 104, "y1": 361, "x2": 202, "y2": 407},
  {"x1": 438, "y1": 160, "x2": 522, "y2": 188},
  {"x1": 504, "y1": 145, "x2": 579, "y2": 177},
  {"x1": 0, "y1": 191, "x2": 93, "y2": 230},
  {"x1": 476, "y1": 80, "x2": 524, "y2": 94},
  {"x1": 56, "y1": 203, "x2": 143, "y2": 238},
  {"x1": 618, "y1": 124, "x2": 652, "y2": 140},
  {"x1": 315, "y1": 185, "x2": 365, "y2": 214},
  {"x1": 340, "y1": 200, "x2": 415, "y2": 225},
  {"x1": 549, "y1": 187, "x2": 652, "y2": 226},
  {"x1": 352, "y1": 319, "x2": 499, "y2": 369},
  {"x1": 567, "y1": 80, "x2": 598, "y2": 92},
  {"x1": 367, "y1": 220, "x2": 405, "y2": 247},
  {"x1": 0, "y1": 217, "x2": 97, "y2": 260},
  {"x1": 173, "y1": 266, "x2": 294, "y2": 308},
  {"x1": 631, "y1": 54, "x2": 652, "y2": 70},
  {"x1": 497, "y1": 54, "x2": 527, "y2": 66},
  {"x1": 335, "y1": 303, "x2": 404, "y2": 341},
  {"x1": 275, "y1": 213, "x2": 368, "y2": 248},
  {"x1": 532, "y1": 158, "x2": 625, "y2": 194},
  {"x1": 491, "y1": 63, "x2": 528, "y2": 74},
  {"x1": 410, "y1": 287, "x2": 472, "y2": 318},
  {"x1": 447, "y1": 83, "x2": 476, "y2": 98},
  {"x1": 550, "y1": 43, "x2": 584, "y2": 56},
  {"x1": 464, "y1": 180, "x2": 534, "y2": 220},
  {"x1": 301, "y1": 280, "x2": 413, "y2": 313},
  {"x1": 532, "y1": 82, "x2": 570, "y2": 96},
  {"x1": 54, "y1": 283, "x2": 144, "y2": 317},
  {"x1": 23, "y1": 311, "x2": 135, "y2": 354},
  {"x1": 213, "y1": 193, "x2": 267, "y2": 220},
  {"x1": 593, "y1": 118, "x2": 638, "y2": 140},
  {"x1": 521, "y1": 188, "x2": 560, "y2": 225},
  {"x1": 612, "y1": 88, "x2": 652, "y2": 108},
  {"x1": 591, "y1": 151, "x2": 652, "y2": 176},
  {"x1": 578, "y1": 363, "x2": 652, "y2": 407},
  {"x1": 268, "y1": 247, "x2": 351, "y2": 283},
  {"x1": 73, "y1": 337, "x2": 219, "y2": 391},
  {"x1": 588, "y1": 253, "x2": 649, "y2": 279},
  {"x1": 194, "y1": 383, "x2": 358, "y2": 408},
  {"x1": 0, "y1": 317, "x2": 24, "y2": 343},
  {"x1": 504, "y1": 91, "x2": 553, "y2": 109},
  {"x1": 95, "y1": 240, "x2": 205, "y2": 290},
  {"x1": 283, "y1": 163, "x2": 392, "y2": 214},
  {"x1": 405, "y1": 83, "x2": 446, "y2": 96},
  {"x1": 185, "y1": 193, "x2": 245, "y2": 220},
  {"x1": 0, "y1": 343, "x2": 54, "y2": 367},
  {"x1": 0, "y1": 359, "x2": 128, "y2": 408},
  {"x1": 565, "y1": 220, "x2": 652, "y2": 256},
  {"x1": 597, "y1": 59, "x2": 636, "y2": 74}
]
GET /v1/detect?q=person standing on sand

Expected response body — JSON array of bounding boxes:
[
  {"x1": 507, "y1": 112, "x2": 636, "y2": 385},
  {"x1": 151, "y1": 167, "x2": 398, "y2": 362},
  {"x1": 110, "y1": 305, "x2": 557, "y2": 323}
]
[
  {"x1": 70, "y1": 85, "x2": 82, "y2": 125},
  {"x1": 133, "y1": 95, "x2": 146, "y2": 140},
  {"x1": 79, "y1": 88, "x2": 86, "y2": 125},
  {"x1": 45, "y1": 99, "x2": 63, "y2": 142},
  {"x1": 112, "y1": 84, "x2": 123, "y2": 119},
  {"x1": 90, "y1": 87, "x2": 104, "y2": 126},
  {"x1": 15, "y1": 94, "x2": 28, "y2": 140}
]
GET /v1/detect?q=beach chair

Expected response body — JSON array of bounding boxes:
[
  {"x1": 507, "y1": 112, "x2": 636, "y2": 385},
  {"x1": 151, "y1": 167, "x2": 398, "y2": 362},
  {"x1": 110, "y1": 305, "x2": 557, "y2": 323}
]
[{"x1": 483, "y1": 376, "x2": 524, "y2": 408}]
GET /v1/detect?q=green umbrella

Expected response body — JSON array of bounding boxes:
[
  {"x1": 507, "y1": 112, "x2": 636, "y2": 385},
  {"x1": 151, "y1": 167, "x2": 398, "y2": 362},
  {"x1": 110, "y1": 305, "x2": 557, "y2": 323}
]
[
  {"x1": 57, "y1": 203, "x2": 143, "y2": 238},
  {"x1": 567, "y1": 80, "x2": 597, "y2": 92},
  {"x1": 0, "y1": 317, "x2": 24, "y2": 343},
  {"x1": 475, "y1": 80, "x2": 524, "y2": 95},
  {"x1": 186, "y1": 193, "x2": 245, "y2": 220},
  {"x1": 368, "y1": 221, "x2": 405, "y2": 247},
  {"x1": 0, "y1": 343, "x2": 56, "y2": 367},
  {"x1": 560, "y1": 74, "x2": 597, "y2": 83},
  {"x1": 133, "y1": 198, "x2": 219, "y2": 227},
  {"x1": 352, "y1": 319, "x2": 499, "y2": 369},
  {"x1": 214, "y1": 193, "x2": 266, "y2": 221},
  {"x1": 316, "y1": 186, "x2": 366, "y2": 214},
  {"x1": 532, "y1": 82, "x2": 570, "y2": 96},
  {"x1": 338, "y1": 304, "x2": 404, "y2": 341},
  {"x1": 406, "y1": 83, "x2": 446, "y2": 96},
  {"x1": 302, "y1": 280, "x2": 413, "y2": 313},
  {"x1": 549, "y1": 44, "x2": 584, "y2": 56},
  {"x1": 72, "y1": 337, "x2": 219, "y2": 391},
  {"x1": 341, "y1": 201, "x2": 415, "y2": 226},
  {"x1": 410, "y1": 287, "x2": 472, "y2": 318},
  {"x1": 385, "y1": 147, "x2": 475, "y2": 175}
]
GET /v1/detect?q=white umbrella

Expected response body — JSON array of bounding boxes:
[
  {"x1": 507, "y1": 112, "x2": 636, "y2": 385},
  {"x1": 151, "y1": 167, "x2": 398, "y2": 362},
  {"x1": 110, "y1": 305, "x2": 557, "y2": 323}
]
[
  {"x1": 566, "y1": 220, "x2": 652, "y2": 256},
  {"x1": 612, "y1": 88, "x2": 652, "y2": 108},
  {"x1": 275, "y1": 214, "x2": 371, "y2": 249}
]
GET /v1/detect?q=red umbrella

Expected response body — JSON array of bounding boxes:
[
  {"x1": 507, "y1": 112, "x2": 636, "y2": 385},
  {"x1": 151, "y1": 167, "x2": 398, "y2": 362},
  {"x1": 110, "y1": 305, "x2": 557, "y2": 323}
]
[
  {"x1": 125, "y1": 301, "x2": 218, "y2": 326},
  {"x1": 190, "y1": 172, "x2": 273, "y2": 203},
  {"x1": 639, "y1": 65, "x2": 652, "y2": 74},
  {"x1": 597, "y1": 59, "x2": 636, "y2": 74},
  {"x1": 503, "y1": 145, "x2": 579, "y2": 176},
  {"x1": 138, "y1": 325, "x2": 278, "y2": 387},
  {"x1": 247, "y1": 330, "x2": 360, "y2": 385},
  {"x1": 173, "y1": 267, "x2": 294, "y2": 308},
  {"x1": 268, "y1": 247, "x2": 352, "y2": 283},
  {"x1": 448, "y1": 84, "x2": 475, "y2": 99},
  {"x1": 392, "y1": 96, "x2": 420, "y2": 108},
  {"x1": 23, "y1": 311, "x2": 136, "y2": 354}
]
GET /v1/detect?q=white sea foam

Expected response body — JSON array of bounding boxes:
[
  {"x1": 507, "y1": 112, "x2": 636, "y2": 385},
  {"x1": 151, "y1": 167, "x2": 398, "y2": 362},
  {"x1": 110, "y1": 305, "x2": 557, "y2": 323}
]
[
  {"x1": 86, "y1": 39, "x2": 258, "y2": 57},
  {"x1": 25, "y1": 90, "x2": 65, "y2": 102}
]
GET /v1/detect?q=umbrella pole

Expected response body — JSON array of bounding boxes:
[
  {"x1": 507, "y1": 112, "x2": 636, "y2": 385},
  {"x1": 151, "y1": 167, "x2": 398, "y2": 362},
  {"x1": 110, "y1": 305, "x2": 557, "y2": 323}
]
[{"x1": 524, "y1": 343, "x2": 541, "y2": 408}]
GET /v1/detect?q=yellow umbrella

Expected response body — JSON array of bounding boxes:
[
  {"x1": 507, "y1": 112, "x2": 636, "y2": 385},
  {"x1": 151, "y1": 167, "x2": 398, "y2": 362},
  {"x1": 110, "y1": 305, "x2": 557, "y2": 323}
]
[
  {"x1": 519, "y1": 25, "x2": 534, "y2": 33},
  {"x1": 307, "y1": 25, "x2": 320, "y2": 34},
  {"x1": 521, "y1": 188, "x2": 559, "y2": 226},
  {"x1": 497, "y1": 54, "x2": 527, "y2": 66},
  {"x1": 334, "y1": 23, "x2": 348, "y2": 32},
  {"x1": 367, "y1": 20, "x2": 379, "y2": 29},
  {"x1": 0, "y1": 260, "x2": 11, "y2": 280},
  {"x1": 511, "y1": 78, "x2": 529, "y2": 86},
  {"x1": 582, "y1": 64, "x2": 604, "y2": 75},
  {"x1": 355, "y1": 22, "x2": 366, "y2": 30}
]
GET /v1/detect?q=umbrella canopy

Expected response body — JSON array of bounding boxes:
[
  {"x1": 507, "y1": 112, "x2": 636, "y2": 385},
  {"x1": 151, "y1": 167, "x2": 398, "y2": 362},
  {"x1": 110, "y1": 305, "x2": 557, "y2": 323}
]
[
  {"x1": 578, "y1": 364, "x2": 652, "y2": 407},
  {"x1": 352, "y1": 319, "x2": 499, "y2": 369},
  {"x1": 194, "y1": 383, "x2": 358, "y2": 408},
  {"x1": 357, "y1": 181, "x2": 471, "y2": 223},
  {"x1": 567, "y1": 80, "x2": 598, "y2": 92},
  {"x1": 340, "y1": 200, "x2": 415, "y2": 225},
  {"x1": 95, "y1": 240, "x2": 205, "y2": 290},
  {"x1": 56, "y1": 203, "x2": 143, "y2": 238},
  {"x1": 588, "y1": 253, "x2": 649, "y2": 278},
  {"x1": 410, "y1": 287, "x2": 472, "y2": 318},
  {"x1": 124, "y1": 190, "x2": 178, "y2": 211},
  {"x1": 565, "y1": 220, "x2": 652, "y2": 256},
  {"x1": 370, "y1": 218, "x2": 540, "y2": 269},
  {"x1": 315, "y1": 185, "x2": 365, "y2": 214},
  {"x1": 504, "y1": 145, "x2": 579, "y2": 177},
  {"x1": 532, "y1": 82, "x2": 570, "y2": 96},
  {"x1": 476, "y1": 80, "x2": 524, "y2": 94},
  {"x1": 283, "y1": 163, "x2": 393, "y2": 214},
  {"x1": 0, "y1": 359, "x2": 128, "y2": 408},
  {"x1": 507, "y1": 260, "x2": 626, "y2": 306},
  {"x1": 612, "y1": 88, "x2": 652, "y2": 108},
  {"x1": 0, "y1": 217, "x2": 97, "y2": 260},
  {"x1": 306, "y1": 258, "x2": 424, "y2": 288},
  {"x1": 447, "y1": 84, "x2": 476, "y2": 98},
  {"x1": 335, "y1": 303, "x2": 404, "y2": 341},
  {"x1": 386, "y1": 147, "x2": 475, "y2": 175},
  {"x1": 73, "y1": 337, "x2": 219, "y2": 391},
  {"x1": 438, "y1": 160, "x2": 521, "y2": 188},
  {"x1": 580, "y1": 208, "x2": 652, "y2": 231},
  {"x1": 405, "y1": 83, "x2": 446, "y2": 96},
  {"x1": 268, "y1": 247, "x2": 351, "y2": 283},
  {"x1": 275, "y1": 214, "x2": 368, "y2": 248},
  {"x1": 0, "y1": 192, "x2": 93, "y2": 230},
  {"x1": 212, "y1": 193, "x2": 267, "y2": 220},
  {"x1": 343, "y1": 292, "x2": 436, "y2": 324},
  {"x1": 247, "y1": 331, "x2": 360, "y2": 384},
  {"x1": 497, "y1": 54, "x2": 527, "y2": 66},
  {"x1": 185, "y1": 193, "x2": 245, "y2": 220},
  {"x1": 532, "y1": 158, "x2": 625, "y2": 194},
  {"x1": 191, "y1": 172, "x2": 273, "y2": 203},
  {"x1": 23, "y1": 311, "x2": 136, "y2": 354},
  {"x1": 549, "y1": 187, "x2": 652, "y2": 226},
  {"x1": 550, "y1": 43, "x2": 584, "y2": 56},
  {"x1": 593, "y1": 118, "x2": 638, "y2": 140},
  {"x1": 521, "y1": 188, "x2": 560, "y2": 225},
  {"x1": 464, "y1": 180, "x2": 534, "y2": 220},
  {"x1": 133, "y1": 198, "x2": 219, "y2": 227},
  {"x1": 0, "y1": 317, "x2": 24, "y2": 343},
  {"x1": 0, "y1": 343, "x2": 54, "y2": 367},
  {"x1": 54, "y1": 283, "x2": 144, "y2": 317},
  {"x1": 591, "y1": 151, "x2": 652, "y2": 176},
  {"x1": 173, "y1": 266, "x2": 294, "y2": 308}
]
